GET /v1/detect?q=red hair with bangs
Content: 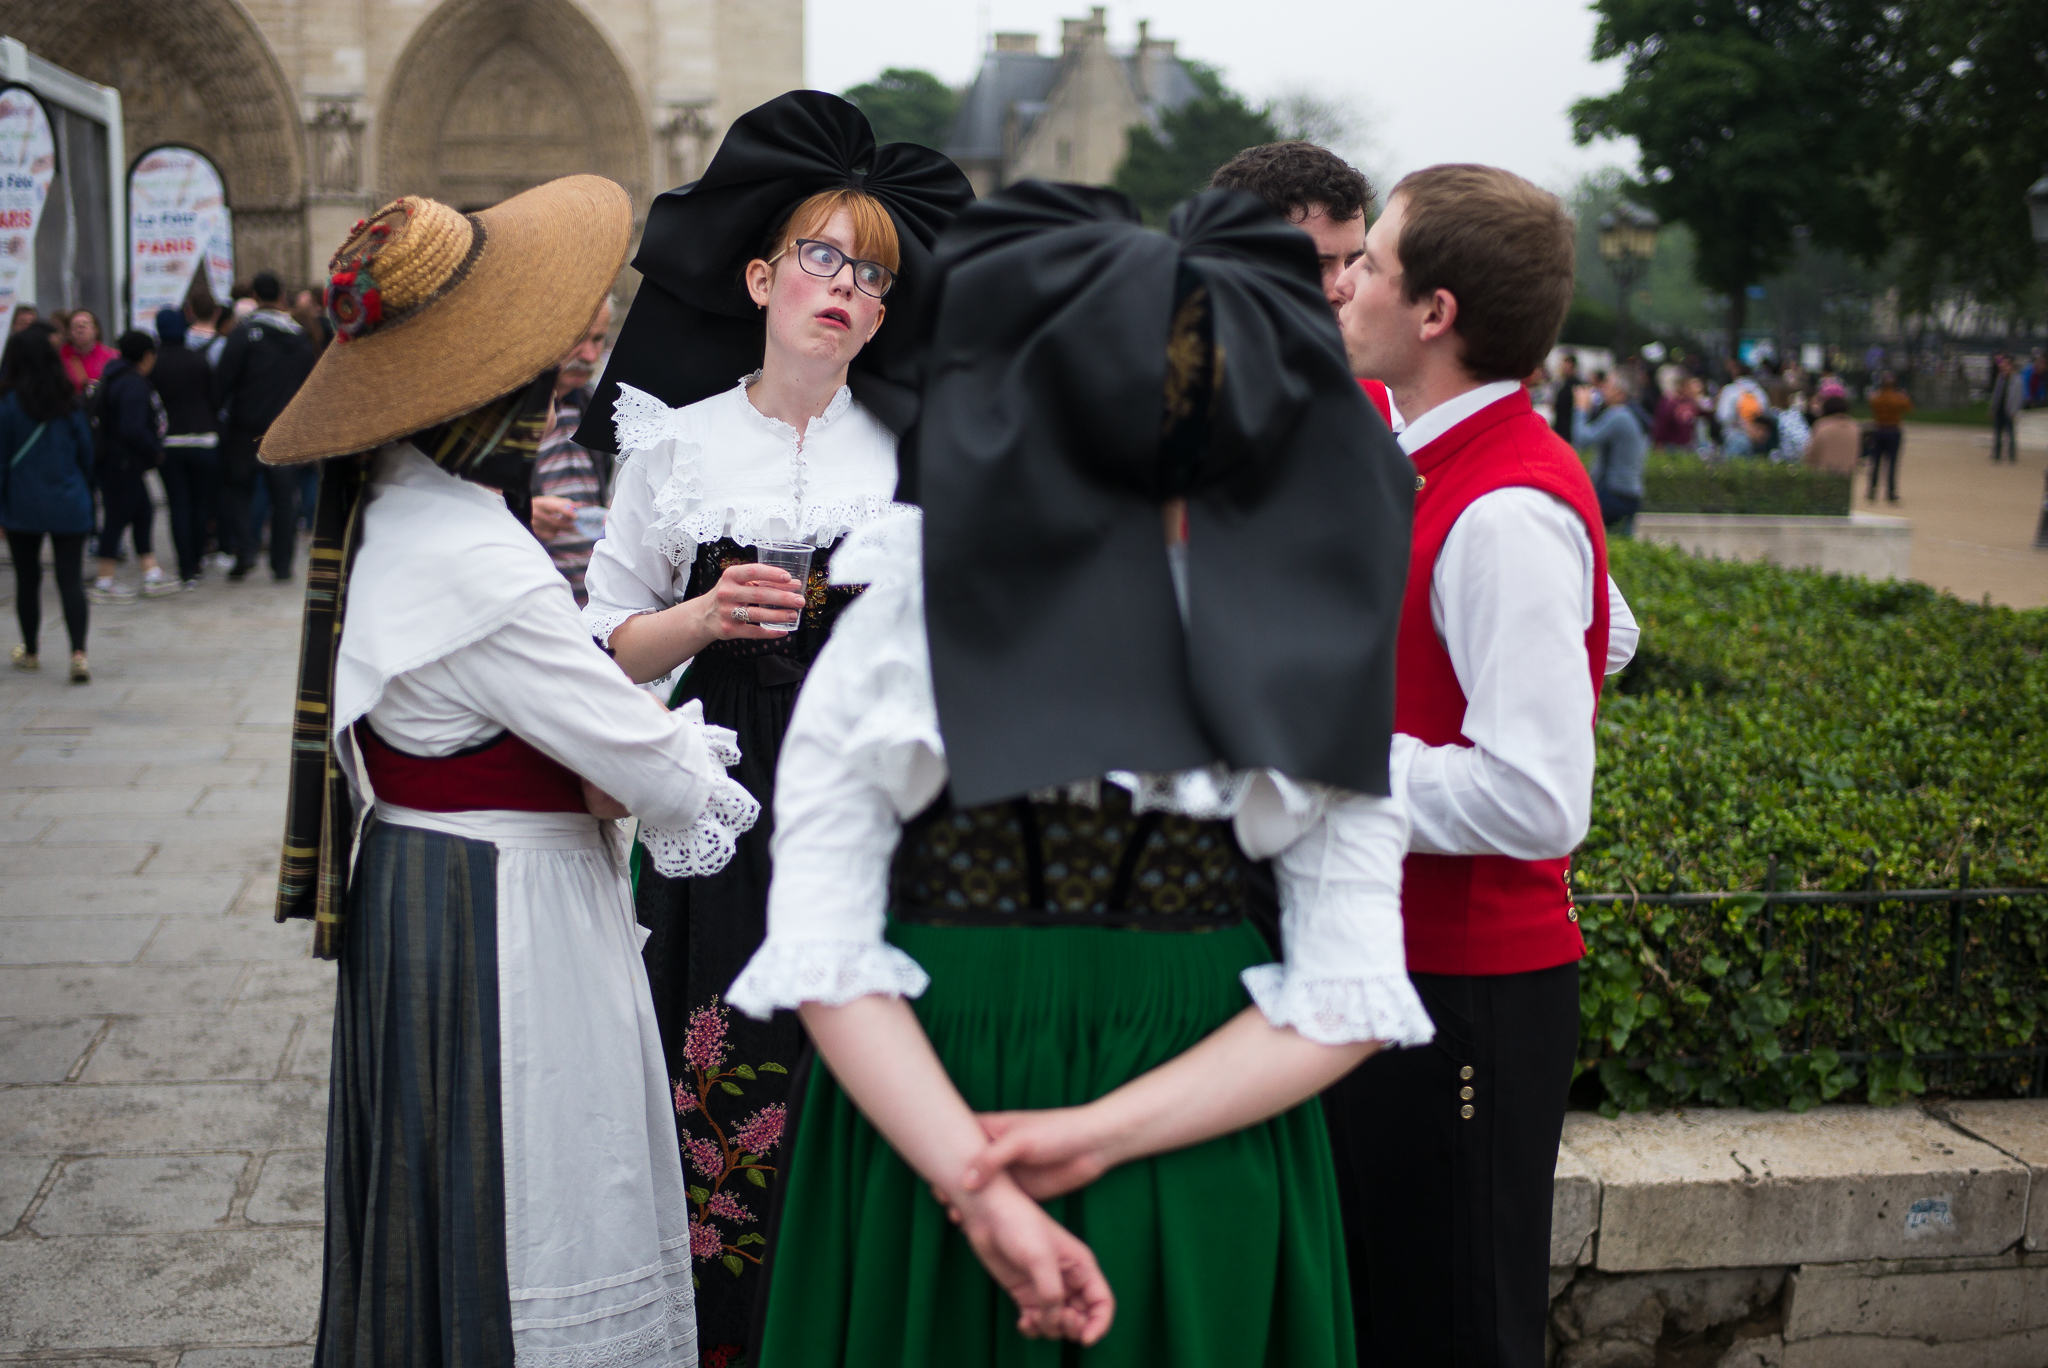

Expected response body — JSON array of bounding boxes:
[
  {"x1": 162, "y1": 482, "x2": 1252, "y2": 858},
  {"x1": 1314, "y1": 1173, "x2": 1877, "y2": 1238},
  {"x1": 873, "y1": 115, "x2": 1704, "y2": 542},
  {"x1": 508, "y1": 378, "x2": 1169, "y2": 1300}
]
[{"x1": 766, "y1": 189, "x2": 901, "y2": 273}]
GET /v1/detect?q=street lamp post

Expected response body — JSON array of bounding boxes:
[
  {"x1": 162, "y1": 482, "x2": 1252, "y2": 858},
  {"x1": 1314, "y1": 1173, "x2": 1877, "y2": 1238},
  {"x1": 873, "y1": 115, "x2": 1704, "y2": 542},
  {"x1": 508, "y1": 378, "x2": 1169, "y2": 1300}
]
[
  {"x1": 1598, "y1": 202, "x2": 1660, "y2": 368},
  {"x1": 2028, "y1": 169, "x2": 2048, "y2": 550}
]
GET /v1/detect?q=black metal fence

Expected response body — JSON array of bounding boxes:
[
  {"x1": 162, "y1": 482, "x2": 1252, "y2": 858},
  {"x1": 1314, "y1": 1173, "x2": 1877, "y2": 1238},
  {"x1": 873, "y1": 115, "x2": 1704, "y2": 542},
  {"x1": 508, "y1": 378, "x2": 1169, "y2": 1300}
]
[{"x1": 1578, "y1": 857, "x2": 2048, "y2": 1099}]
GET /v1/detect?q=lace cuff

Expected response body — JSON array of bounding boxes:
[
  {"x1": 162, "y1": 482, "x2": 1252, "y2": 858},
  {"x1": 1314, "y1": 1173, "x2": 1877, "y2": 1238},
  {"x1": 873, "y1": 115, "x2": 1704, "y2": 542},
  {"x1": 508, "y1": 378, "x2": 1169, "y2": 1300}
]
[
  {"x1": 585, "y1": 605, "x2": 655, "y2": 650},
  {"x1": 1239, "y1": 965, "x2": 1435, "y2": 1048},
  {"x1": 726, "y1": 938, "x2": 932, "y2": 1020},
  {"x1": 636, "y1": 702, "x2": 761, "y2": 878}
]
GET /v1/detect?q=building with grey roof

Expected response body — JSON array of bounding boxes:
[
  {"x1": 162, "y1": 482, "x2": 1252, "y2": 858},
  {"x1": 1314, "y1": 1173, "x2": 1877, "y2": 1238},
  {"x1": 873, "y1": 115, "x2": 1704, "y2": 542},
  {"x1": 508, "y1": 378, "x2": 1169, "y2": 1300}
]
[{"x1": 945, "y1": 8, "x2": 1200, "y2": 197}]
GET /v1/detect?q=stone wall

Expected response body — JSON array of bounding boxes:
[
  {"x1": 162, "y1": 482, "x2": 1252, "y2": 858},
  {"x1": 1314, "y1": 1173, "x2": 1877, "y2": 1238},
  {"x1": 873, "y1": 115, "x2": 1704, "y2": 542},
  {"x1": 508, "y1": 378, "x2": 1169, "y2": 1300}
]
[
  {"x1": 1632, "y1": 512, "x2": 1912, "y2": 582},
  {"x1": 1545, "y1": 1101, "x2": 2048, "y2": 1366}
]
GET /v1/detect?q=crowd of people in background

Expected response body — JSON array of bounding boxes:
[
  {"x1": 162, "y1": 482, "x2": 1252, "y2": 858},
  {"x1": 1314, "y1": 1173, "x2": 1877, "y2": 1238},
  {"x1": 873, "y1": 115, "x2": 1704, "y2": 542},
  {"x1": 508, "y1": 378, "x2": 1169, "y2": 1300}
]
[
  {"x1": 1, "y1": 273, "x2": 327, "y2": 682},
  {"x1": 1524, "y1": 339, "x2": 2048, "y2": 531},
  {"x1": 2, "y1": 263, "x2": 624, "y2": 685},
  {"x1": 1545, "y1": 343, "x2": 2045, "y2": 517}
]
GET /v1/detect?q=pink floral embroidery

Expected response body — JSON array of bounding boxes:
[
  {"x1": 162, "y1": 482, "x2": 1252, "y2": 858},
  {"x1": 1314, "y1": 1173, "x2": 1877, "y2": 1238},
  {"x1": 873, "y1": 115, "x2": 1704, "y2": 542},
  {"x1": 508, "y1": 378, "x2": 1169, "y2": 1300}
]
[
  {"x1": 731, "y1": 1104, "x2": 787, "y2": 1158},
  {"x1": 682, "y1": 1001, "x2": 730, "y2": 1073},
  {"x1": 706, "y1": 1190, "x2": 753, "y2": 1223},
  {"x1": 672, "y1": 996, "x2": 790, "y2": 1277},
  {"x1": 685, "y1": 1137, "x2": 724, "y2": 1180}
]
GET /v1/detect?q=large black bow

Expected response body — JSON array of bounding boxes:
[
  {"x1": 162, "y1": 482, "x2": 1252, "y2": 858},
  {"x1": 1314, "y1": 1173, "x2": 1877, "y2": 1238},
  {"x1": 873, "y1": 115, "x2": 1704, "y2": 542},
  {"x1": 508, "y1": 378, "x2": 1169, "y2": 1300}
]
[
  {"x1": 914, "y1": 182, "x2": 1413, "y2": 807},
  {"x1": 577, "y1": 90, "x2": 974, "y2": 449}
]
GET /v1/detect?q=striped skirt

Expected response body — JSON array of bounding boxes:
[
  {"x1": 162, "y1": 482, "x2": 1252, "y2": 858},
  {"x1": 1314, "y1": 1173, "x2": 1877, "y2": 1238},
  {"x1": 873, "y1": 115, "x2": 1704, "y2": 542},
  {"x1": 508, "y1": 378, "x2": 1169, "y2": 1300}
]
[{"x1": 317, "y1": 808, "x2": 697, "y2": 1368}]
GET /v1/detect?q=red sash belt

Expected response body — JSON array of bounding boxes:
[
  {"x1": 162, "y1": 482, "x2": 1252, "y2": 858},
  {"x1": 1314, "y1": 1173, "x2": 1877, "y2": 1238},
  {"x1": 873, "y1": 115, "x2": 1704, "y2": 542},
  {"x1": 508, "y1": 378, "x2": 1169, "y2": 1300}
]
[{"x1": 355, "y1": 722, "x2": 586, "y2": 814}]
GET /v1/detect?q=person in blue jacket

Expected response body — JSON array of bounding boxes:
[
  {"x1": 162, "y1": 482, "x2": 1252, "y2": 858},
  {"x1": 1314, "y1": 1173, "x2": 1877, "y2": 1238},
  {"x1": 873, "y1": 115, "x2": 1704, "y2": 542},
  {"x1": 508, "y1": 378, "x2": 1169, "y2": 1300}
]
[{"x1": 0, "y1": 323, "x2": 96, "y2": 682}]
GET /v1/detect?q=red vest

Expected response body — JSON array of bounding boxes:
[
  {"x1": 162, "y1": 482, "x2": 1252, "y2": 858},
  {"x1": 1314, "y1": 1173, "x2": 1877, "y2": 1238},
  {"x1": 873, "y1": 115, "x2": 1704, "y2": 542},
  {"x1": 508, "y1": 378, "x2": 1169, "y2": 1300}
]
[
  {"x1": 1396, "y1": 388, "x2": 1607, "y2": 975},
  {"x1": 1358, "y1": 378, "x2": 1394, "y2": 426},
  {"x1": 356, "y1": 722, "x2": 587, "y2": 814}
]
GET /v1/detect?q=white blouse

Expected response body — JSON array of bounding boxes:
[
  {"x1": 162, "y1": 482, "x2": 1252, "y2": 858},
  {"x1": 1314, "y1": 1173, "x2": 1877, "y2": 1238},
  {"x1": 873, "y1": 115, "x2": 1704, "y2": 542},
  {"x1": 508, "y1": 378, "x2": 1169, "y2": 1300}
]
[
  {"x1": 725, "y1": 508, "x2": 1435, "y2": 1050},
  {"x1": 581, "y1": 375, "x2": 903, "y2": 648},
  {"x1": 340, "y1": 444, "x2": 760, "y2": 879}
]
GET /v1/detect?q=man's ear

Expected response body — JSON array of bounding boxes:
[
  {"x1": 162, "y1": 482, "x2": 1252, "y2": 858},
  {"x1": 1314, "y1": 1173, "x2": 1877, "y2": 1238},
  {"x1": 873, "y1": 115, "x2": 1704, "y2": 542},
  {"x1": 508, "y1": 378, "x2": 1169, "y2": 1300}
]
[{"x1": 1419, "y1": 287, "x2": 1458, "y2": 345}]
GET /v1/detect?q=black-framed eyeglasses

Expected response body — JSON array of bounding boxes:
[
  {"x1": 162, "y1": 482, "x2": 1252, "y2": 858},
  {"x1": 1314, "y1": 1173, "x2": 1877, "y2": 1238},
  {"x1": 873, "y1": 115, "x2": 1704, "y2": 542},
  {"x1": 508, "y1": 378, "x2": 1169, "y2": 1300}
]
[{"x1": 771, "y1": 238, "x2": 896, "y2": 299}]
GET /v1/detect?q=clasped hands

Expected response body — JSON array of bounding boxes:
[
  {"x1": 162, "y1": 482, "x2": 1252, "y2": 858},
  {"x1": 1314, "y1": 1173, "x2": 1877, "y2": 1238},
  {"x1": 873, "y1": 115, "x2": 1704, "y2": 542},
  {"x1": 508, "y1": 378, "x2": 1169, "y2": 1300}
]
[{"x1": 935, "y1": 1105, "x2": 1124, "y2": 1346}]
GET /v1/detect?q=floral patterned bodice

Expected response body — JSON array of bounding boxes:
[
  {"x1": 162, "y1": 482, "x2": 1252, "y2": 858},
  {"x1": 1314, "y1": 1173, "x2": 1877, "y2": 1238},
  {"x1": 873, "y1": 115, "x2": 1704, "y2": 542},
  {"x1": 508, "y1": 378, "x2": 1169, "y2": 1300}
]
[{"x1": 889, "y1": 782, "x2": 1262, "y2": 928}]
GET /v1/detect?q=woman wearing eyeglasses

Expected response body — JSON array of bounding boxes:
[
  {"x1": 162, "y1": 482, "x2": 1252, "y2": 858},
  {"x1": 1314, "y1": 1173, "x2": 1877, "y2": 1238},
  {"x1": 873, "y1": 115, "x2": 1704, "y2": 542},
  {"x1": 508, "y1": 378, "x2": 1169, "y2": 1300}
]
[{"x1": 576, "y1": 91, "x2": 971, "y2": 1360}]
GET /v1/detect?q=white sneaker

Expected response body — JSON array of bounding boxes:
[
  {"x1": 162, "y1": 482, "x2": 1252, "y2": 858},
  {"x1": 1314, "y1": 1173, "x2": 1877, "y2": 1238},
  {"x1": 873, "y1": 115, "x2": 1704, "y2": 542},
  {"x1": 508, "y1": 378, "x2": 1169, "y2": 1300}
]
[
  {"x1": 88, "y1": 578, "x2": 137, "y2": 604},
  {"x1": 140, "y1": 570, "x2": 180, "y2": 598}
]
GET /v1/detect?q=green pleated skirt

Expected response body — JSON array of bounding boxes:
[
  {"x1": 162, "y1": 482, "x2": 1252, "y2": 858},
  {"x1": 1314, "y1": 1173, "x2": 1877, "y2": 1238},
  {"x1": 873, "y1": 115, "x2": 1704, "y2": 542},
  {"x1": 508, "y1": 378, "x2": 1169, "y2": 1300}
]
[{"x1": 754, "y1": 917, "x2": 1355, "y2": 1368}]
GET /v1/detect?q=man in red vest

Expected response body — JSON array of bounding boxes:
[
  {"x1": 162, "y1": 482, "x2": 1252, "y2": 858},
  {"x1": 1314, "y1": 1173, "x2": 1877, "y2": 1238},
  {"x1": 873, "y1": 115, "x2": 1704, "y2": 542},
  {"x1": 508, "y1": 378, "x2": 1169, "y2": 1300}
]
[{"x1": 1322, "y1": 163, "x2": 1624, "y2": 1367}]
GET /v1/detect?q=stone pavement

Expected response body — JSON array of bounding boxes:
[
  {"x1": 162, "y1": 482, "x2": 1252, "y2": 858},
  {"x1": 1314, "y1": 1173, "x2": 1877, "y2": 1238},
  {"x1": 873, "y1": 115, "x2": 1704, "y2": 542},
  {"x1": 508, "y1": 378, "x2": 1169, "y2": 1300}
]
[
  {"x1": 0, "y1": 544, "x2": 325, "y2": 1366},
  {"x1": 1877, "y1": 412, "x2": 2048, "y2": 610}
]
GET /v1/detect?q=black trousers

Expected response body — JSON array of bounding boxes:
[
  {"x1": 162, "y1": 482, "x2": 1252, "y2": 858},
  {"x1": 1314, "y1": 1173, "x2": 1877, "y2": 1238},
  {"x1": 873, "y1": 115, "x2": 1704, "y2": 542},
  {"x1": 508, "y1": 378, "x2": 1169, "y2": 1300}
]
[
  {"x1": 94, "y1": 464, "x2": 153, "y2": 560},
  {"x1": 1866, "y1": 427, "x2": 1902, "y2": 499},
  {"x1": 6, "y1": 530, "x2": 90, "y2": 655},
  {"x1": 220, "y1": 429, "x2": 297, "y2": 575},
  {"x1": 1990, "y1": 407, "x2": 2017, "y2": 463},
  {"x1": 1324, "y1": 959, "x2": 1581, "y2": 1368},
  {"x1": 161, "y1": 445, "x2": 221, "y2": 581}
]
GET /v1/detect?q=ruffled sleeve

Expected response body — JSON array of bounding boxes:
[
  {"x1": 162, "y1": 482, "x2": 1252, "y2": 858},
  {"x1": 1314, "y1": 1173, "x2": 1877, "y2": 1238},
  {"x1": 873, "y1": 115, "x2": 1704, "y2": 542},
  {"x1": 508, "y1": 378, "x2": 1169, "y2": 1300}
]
[
  {"x1": 1239, "y1": 790, "x2": 1436, "y2": 1048},
  {"x1": 580, "y1": 385, "x2": 696, "y2": 647},
  {"x1": 726, "y1": 507, "x2": 941, "y2": 1019},
  {"x1": 635, "y1": 699, "x2": 763, "y2": 878}
]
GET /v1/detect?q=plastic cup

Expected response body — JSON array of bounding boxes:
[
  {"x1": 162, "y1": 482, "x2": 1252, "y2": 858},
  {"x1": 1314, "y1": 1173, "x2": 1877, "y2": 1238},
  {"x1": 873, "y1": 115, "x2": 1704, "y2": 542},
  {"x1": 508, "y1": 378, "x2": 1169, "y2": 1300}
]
[
  {"x1": 753, "y1": 540, "x2": 813, "y2": 633},
  {"x1": 572, "y1": 504, "x2": 609, "y2": 540}
]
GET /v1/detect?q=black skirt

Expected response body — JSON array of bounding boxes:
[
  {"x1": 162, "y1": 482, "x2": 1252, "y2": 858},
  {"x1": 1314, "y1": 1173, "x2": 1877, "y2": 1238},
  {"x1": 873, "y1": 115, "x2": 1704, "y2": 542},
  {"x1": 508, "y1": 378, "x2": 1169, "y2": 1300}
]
[{"x1": 637, "y1": 535, "x2": 861, "y2": 1363}]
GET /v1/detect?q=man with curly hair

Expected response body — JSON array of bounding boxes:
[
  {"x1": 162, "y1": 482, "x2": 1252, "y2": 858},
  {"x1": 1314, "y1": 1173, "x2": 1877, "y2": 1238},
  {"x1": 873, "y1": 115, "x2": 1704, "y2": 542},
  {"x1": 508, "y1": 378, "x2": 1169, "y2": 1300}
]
[{"x1": 1211, "y1": 139, "x2": 1375, "y2": 313}]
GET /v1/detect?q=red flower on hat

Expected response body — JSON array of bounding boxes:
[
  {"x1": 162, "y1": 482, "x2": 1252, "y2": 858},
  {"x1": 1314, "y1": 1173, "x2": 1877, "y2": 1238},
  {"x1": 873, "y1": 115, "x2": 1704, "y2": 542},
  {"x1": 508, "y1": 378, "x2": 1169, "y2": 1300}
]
[{"x1": 326, "y1": 263, "x2": 384, "y2": 343}]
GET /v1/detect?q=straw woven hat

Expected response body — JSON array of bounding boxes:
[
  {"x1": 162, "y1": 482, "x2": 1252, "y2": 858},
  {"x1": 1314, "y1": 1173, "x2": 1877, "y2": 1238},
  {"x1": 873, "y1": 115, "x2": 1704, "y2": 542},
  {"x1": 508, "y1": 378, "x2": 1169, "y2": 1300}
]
[{"x1": 261, "y1": 175, "x2": 631, "y2": 465}]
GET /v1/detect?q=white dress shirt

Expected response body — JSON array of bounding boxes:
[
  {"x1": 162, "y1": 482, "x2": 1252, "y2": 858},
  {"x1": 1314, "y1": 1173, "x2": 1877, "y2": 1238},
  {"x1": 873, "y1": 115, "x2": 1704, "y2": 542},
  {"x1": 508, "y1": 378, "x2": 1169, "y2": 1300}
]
[{"x1": 1383, "y1": 383, "x2": 1637, "y2": 860}]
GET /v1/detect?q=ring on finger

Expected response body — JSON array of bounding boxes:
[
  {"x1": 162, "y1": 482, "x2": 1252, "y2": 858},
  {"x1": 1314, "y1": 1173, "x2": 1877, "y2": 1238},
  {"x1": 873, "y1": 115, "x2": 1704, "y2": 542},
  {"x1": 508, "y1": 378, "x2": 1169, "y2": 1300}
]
[{"x1": 731, "y1": 605, "x2": 751, "y2": 624}]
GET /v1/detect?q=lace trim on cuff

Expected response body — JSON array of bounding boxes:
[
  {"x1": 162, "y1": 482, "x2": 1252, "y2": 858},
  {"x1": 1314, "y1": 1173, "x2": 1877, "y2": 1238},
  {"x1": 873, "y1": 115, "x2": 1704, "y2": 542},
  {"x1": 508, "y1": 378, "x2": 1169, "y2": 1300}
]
[
  {"x1": 636, "y1": 701, "x2": 760, "y2": 879},
  {"x1": 726, "y1": 939, "x2": 932, "y2": 1020},
  {"x1": 1239, "y1": 964, "x2": 1436, "y2": 1048},
  {"x1": 584, "y1": 605, "x2": 654, "y2": 649}
]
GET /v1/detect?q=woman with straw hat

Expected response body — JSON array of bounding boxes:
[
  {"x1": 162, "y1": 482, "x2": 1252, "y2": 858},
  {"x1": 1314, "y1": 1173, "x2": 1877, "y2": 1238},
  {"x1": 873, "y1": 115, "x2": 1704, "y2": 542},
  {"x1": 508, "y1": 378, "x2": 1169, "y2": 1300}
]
[
  {"x1": 264, "y1": 175, "x2": 759, "y2": 1368},
  {"x1": 573, "y1": 91, "x2": 971, "y2": 1356},
  {"x1": 728, "y1": 182, "x2": 1430, "y2": 1364}
]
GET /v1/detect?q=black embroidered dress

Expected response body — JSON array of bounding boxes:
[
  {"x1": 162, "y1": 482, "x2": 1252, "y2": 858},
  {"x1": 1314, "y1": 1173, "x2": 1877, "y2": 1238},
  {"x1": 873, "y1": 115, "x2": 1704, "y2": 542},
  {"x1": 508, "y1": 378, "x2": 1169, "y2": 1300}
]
[{"x1": 581, "y1": 376, "x2": 898, "y2": 1364}]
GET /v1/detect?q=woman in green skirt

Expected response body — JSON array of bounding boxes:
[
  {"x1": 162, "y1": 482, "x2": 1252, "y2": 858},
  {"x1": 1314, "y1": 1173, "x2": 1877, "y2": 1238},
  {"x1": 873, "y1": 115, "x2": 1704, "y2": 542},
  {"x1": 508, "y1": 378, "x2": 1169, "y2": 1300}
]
[{"x1": 726, "y1": 182, "x2": 1433, "y2": 1363}]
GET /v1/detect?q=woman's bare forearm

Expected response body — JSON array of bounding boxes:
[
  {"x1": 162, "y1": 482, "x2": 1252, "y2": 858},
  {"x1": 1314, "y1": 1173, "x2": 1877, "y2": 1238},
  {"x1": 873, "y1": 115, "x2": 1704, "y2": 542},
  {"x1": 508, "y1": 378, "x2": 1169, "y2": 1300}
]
[
  {"x1": 1089, "y1": 1009, "x2": 1377, "y2": 1168},
  {"x1": 797, "y1": 996, "x2": 991, "y2": 1198},
  {"x1": 606, "y1": 603, "x2": 713, "y2": 684}
]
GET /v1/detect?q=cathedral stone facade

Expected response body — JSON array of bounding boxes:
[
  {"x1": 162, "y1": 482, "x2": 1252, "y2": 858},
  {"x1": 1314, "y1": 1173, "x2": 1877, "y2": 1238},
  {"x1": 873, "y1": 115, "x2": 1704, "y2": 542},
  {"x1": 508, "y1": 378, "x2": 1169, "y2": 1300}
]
[{"x1": 0, "y1": 0, "x2": 803, "y2": 289}]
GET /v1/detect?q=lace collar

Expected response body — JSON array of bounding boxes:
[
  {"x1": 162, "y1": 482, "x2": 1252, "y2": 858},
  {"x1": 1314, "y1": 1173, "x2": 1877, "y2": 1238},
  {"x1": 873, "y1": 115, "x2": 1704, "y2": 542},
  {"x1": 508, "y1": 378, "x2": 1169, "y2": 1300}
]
[{"x1": 734, "y1": 370, "x2": 855, "y2": 447}]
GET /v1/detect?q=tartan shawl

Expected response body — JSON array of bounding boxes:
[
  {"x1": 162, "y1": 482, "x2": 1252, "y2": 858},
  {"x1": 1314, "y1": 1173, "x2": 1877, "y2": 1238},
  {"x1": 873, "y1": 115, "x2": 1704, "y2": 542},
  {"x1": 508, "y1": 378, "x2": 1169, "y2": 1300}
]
[{"x1": 276, "y1": 378, "x2": 554, "y2": 958}]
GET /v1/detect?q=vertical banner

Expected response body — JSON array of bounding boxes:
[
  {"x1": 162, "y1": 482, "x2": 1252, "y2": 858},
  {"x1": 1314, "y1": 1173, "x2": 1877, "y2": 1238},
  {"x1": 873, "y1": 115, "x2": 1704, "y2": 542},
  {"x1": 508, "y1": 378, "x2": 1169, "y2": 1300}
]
[
  {"x1": 0, "y1": 86, "x2": 58, "y2": 323},
  {"x1": 128, "y1": 145, "x2": 232, "y2": 331}
]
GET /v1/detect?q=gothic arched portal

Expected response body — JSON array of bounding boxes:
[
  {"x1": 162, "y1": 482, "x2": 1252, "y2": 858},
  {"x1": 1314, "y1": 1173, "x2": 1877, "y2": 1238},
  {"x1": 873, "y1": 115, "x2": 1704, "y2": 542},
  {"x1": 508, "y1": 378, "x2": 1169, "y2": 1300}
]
[
  {"x1": 0, "y1": 0, "x2": 309, "y2": 277},
  {"x1": 377, "y1": 0, "x2": 650, "y2": 214}
]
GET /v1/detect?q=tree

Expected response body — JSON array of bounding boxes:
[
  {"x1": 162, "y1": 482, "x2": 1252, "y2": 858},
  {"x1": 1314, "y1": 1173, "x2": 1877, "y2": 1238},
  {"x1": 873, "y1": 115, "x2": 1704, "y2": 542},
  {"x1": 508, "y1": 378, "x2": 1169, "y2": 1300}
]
[
  {"x1": 1571, "y1": 0, "x2": 1896, "y2": 347},
  {"x1": 1882, "y1": 2, "x2": 2048, "y2": 316},
  {"x1": 842, "y1": 68, "x2": 960, "y2": 150},
  {"x1": 1112, "y1": 63, "x2": 1280, "y2": 225}
]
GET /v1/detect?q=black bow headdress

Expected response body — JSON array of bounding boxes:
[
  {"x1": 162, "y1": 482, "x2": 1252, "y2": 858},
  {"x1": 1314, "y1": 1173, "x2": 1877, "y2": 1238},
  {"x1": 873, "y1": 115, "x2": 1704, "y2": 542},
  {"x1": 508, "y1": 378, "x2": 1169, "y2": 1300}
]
[
  {"x1": 913, "y1": 182, "x2": 1413, "y2": 807},
  {"x1": 576, "y1": 90, "x2": 975, "y2": 450}
]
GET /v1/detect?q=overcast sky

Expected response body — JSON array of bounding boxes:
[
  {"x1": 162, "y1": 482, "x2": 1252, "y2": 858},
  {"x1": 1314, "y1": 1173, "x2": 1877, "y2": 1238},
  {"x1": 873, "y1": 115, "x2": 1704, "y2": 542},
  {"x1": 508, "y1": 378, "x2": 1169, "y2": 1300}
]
[{"x1": 807, "y1": 0, "x2": 1640, "y2": 195}]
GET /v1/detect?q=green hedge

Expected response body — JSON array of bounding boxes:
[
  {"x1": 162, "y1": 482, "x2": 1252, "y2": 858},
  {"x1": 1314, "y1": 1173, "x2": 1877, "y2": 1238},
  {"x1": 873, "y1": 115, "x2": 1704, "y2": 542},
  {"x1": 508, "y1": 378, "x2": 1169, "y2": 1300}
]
[
  {"x1": 1635, "y1": 449, "x2": 1853, "y2": 516},
  {"x1": 1577, "y1": 542, "x2": 2048, "y2": 1111}
]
